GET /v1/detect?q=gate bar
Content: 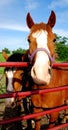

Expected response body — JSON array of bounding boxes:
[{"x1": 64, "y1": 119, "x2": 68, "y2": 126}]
[
  {"x1": 0, "y1": 105, "x2": 68, "y2": 125},
  {"x1": 47, "y1": 123, "x2": 68, "y2": 130},
  {"x1": 0, "y1": 62, "x2": 68, "y2": 67},
  {"x1": 0, "y1": 86, "x2": 68, "y2": 99}
]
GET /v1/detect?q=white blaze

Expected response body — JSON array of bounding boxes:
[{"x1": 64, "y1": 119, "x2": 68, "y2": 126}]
[
  {"x1": 31, "y1": 30, "x2": 51, "y2": 85},
  {"x1": 6, "y1": 70, "x2": 14, "y2": 92},
  {"x1": 32, "y1": 30, "x2": 49, "y2": 50},
  {"x1": 5, "y1": 70, "x2": 15, "y2": 107}
]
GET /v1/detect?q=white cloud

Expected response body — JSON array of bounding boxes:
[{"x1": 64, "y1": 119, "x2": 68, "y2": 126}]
[
  {"x1": 48, "y1": 0, "x2": 68, "y2": 9},
  {"x1": 25, "y1": 0, "x2": 39, "y2": 10},
  {"x1": 0, "y1": 23, "x2": 29, "y2": 32},
  {"x1": 0, "y1": 0, "x2": 29, "y2": 32}
]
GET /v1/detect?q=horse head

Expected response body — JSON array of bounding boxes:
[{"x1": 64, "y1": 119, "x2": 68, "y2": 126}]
[
  {"x1": 2, "y1": 51, "x2": 24, "y2": 107},
  {"x1": 26, "y1": 11, "x2": 56, "y2": 85}
]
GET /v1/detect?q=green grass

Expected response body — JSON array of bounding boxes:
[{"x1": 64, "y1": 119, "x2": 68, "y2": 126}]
[
  {"x1": 0, "y1": 53, "x2": 11, "y2": 73},
  {"x1": 0, "y1": 53, "x2": 6, "y2": 62},
  {"x1": 0, "y1": 53, "x2": 6, "y2": 73},
  {"x1": 0, "y1": 53, "x2": 6, "y2": 93}
]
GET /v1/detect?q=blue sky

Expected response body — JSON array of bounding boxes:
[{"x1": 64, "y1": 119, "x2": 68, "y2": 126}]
[{"x1": 0, "y1": 0, "x2": 68, "y2": 51}]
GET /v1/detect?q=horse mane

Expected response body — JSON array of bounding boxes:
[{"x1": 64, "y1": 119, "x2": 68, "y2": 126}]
[{"x1": 7, "y1": 53, "x2": 24, "y2": 62}]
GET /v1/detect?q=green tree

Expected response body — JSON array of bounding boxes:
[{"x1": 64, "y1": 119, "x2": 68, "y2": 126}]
[
  {"x1": 2, "y1": 48, "x2": 10, "y2": 54},
  {"x1": 12, "y1": 48, "x2": 26, "y2": 54},
  {"x1": 55, "y1": 35, "x2": 68, "y2": 61}
]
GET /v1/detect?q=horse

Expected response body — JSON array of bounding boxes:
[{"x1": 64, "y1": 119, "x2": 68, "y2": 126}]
[
  {"x1": 2, "y1": 51, "x2": 32, "y2": 130},
  {"x1": 26, "y1": 11, "x2": 68, "y2": 129},
  {"x1": 2, "y1": 51, "x2": 25, "y2": 108}
]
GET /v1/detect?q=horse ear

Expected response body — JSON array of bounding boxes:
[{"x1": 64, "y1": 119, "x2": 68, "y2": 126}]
[
  {"x1": 26, "y1": 12, "x2": 34, "y2": 29},
  {"x1": 2, "y1": 51, "x2": 9, "y2": 60},
  {"x1": 47, "y1": 11, "x2": 56, "y2": 28}
]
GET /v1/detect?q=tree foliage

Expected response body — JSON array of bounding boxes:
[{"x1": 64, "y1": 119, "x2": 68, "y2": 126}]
[
  {"x1": 2, "y1": 48, "x2": 10, "y2": 54},
  {"x1": 12, "y1": 48, "x2": 26, "y2": 54},
  {"x1": 55, "y1": 35, "x2": 68, "y2": 61}
]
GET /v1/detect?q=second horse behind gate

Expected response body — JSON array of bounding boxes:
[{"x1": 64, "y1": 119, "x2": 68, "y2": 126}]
[
  {"x1": 2, "y1": 51, "x2": 25, "y2": 107},
  {"x1": 2, "y1": 51, "x2": 32, "y2": 130}
]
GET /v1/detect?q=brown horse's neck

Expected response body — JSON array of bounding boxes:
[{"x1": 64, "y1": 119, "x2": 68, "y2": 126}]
[{"x1": 47, "y1": 67, "x2": 68, "y2": 88}]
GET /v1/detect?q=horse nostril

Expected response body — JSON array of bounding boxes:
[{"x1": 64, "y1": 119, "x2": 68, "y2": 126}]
[
  {"x1": 11, "y1": 102, "x2": 15, "y2": 107},
  {"x1": 33, "y1": 68, "x2": 36, "y2": 76},
  {"x1": 48, "y1": 68, "x2": 51, "y2": 75}
]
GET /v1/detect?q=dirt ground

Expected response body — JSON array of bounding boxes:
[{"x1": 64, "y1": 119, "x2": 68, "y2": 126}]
[{"x1": 0, "y1": 99, "x2": 68, "y2": 130}]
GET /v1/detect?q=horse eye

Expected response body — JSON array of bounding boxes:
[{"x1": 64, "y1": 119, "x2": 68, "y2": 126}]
[
  {"x1": 53, "y1": 38, "x2": 56, "y2": 42},
  {"x1": 28, "y1": 39, "x2": 30, "y2": 43}
]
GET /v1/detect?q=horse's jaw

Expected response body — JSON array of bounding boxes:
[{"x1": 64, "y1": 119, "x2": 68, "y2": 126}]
[{"x1": 31, "y1": 67, "x2": 51, "y2": 85}]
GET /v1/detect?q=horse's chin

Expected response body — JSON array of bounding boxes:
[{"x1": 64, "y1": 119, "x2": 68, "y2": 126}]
[
  {"x1": 5, "y1": 98, "x2": 16, "y2": 108},
  {"x1": 5, "y1": 102, "x2": 16, "y2": 108},
  {"x1": 32, "y1": 78, "x2": 50, "y2": 86}
]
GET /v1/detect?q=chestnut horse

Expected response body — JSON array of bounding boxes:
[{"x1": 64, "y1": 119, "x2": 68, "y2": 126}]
[
  {"x1": 2, "y1": 51, "x2": 25, "y2": 107},
  {"x1": 26, "y1": 11, "x2": 68, "y2": 129},
  {"x1": 2, "y1": 51, "x2": 32, "y2": 129}
]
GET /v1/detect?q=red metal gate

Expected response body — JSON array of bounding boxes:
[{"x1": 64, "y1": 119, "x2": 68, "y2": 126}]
[{"x1": 0, "y1": 62, "x2": 68, "y2": 130}]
